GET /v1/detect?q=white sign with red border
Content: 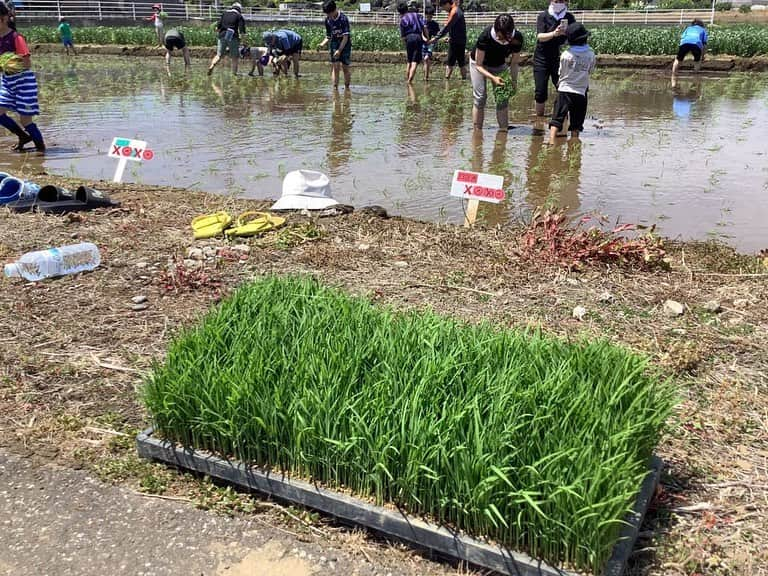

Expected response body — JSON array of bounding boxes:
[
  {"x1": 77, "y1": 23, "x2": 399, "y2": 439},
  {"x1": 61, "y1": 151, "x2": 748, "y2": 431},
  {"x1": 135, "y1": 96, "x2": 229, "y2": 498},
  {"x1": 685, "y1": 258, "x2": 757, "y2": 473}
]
[{"x1": 449, "y1": 170, "x2": 505, "y2": 204}]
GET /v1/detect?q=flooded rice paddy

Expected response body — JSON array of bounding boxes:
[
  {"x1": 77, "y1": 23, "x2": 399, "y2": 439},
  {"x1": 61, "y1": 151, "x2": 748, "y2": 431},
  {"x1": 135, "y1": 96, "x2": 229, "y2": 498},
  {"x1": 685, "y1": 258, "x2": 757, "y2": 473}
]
[{"x1": 5, "y1": 56, "x2": 768, "y2": 251}]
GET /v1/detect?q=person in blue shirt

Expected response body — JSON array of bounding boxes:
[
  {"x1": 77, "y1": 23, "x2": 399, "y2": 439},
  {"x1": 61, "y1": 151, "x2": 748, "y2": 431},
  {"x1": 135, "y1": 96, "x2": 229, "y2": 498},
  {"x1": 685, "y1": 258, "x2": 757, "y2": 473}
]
[
  {"x1": 318, "y1": 0, "x2": 351, "y2": 89},
  {"x1": 672, "y1": 19, "x2": 708, "y2": 84},
  {"x1": 397, "y1": 1, "x2": 425, "y2": 84},
  {"x1": 263, "y1": 29, "x2": 303, "y2": 78}
]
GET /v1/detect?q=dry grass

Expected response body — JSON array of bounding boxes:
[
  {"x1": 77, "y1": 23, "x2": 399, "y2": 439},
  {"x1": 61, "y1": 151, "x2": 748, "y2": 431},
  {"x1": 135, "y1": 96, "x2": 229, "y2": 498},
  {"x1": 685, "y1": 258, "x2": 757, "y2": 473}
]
[{"x1": 1, "y1": 176, "x2": 766, "y2": 576}]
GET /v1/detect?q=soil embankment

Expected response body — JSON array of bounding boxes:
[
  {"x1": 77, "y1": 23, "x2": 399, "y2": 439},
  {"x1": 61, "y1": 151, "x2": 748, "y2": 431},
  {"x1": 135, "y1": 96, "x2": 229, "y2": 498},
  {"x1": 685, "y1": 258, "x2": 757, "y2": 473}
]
[
  {"x1": 31, "y1": 42, "x2": 768, "y2": 71},
  {"x1": 1, "y1": 177, "x2": 766, "y2": 575}
]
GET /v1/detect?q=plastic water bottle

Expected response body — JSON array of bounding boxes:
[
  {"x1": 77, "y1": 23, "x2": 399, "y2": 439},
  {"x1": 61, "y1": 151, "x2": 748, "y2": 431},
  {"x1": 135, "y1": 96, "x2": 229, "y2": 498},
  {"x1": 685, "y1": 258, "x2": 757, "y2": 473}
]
[{"x1": 4, "y1": 243, "x2": 101, "y2": 281}]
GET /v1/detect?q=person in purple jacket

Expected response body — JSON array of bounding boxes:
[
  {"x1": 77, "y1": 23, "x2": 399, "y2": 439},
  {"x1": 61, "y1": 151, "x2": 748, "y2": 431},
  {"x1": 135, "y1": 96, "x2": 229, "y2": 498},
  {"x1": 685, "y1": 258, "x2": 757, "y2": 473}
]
[{"x1": 397, "y1": 2, "x2": 426, "y2": 84}]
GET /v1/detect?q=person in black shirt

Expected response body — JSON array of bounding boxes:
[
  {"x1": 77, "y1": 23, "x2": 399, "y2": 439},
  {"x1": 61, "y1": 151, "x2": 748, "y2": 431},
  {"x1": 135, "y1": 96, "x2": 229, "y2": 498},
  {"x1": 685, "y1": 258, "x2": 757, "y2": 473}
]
[
  {"x1": 469, "y1": 14, "x2": 523, "y2": 131},
  {"x1": 431, "y1": 0, "x2": 467, "y2": 80},
  {"x1": 207, "y1": 2, "x2": 246, "y2": 76},
  {"x1": 533, "y1": 0, "x2": 575, "y2": 116}
]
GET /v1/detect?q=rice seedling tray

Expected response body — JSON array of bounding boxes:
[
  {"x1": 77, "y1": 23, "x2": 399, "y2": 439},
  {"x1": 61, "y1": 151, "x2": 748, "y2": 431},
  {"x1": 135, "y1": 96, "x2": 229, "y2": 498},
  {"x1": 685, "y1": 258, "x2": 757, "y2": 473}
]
[{"x1": 136, "y1": 427, "x2": 661, "y2": 576}]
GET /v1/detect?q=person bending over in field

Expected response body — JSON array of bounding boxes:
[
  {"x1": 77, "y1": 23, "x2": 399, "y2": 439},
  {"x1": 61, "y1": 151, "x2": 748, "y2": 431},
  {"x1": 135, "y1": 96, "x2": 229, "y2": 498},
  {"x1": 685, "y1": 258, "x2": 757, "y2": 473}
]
[
  {"x1": 263, "y1": 29, "x2": 303, "y2": 78},
  {"x1": 163, "y1": 29, "x2": 191, "y2": 77},
  {"x1": 671, "y1": 19, "x2": 707, "y2": 86},
  {"x1": 240, "y1": 45, "x2": 270, "y2": 76}
]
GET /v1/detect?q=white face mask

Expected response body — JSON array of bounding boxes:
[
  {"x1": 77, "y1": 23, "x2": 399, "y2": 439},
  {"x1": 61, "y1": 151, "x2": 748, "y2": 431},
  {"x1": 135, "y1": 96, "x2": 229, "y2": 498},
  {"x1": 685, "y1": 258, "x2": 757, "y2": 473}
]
[{"x1": 551, "y1": 2, "x2": 567, "y2": 14}]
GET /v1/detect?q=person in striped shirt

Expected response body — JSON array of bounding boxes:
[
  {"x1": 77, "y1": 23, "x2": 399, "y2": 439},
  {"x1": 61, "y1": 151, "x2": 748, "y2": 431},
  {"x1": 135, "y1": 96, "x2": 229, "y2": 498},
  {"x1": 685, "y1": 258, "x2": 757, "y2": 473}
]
[{"x1": 0, "y1": 2, "x2": 44, "y2": 153}]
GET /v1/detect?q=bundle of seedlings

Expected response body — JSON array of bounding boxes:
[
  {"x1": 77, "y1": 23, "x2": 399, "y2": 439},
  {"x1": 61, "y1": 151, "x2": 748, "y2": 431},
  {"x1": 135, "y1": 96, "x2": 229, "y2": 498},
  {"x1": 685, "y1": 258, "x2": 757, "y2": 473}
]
[{"x1": 143, "y1": 275, "x2": 676, "y2": 573}]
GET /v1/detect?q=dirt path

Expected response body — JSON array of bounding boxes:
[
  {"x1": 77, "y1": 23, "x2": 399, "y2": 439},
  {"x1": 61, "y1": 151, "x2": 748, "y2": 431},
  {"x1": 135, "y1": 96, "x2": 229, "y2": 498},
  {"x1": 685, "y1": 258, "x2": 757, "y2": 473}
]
[{"x1": 1, "y1": 176, "x2": 766, "y2": 575}]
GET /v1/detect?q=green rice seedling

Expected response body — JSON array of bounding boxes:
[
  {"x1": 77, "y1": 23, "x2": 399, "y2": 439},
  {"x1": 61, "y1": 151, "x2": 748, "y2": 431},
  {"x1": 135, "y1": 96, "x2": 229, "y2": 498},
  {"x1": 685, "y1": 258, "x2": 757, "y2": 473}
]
[{"x1": 143, "y1": 276, "x2": 676, "y2": 574}]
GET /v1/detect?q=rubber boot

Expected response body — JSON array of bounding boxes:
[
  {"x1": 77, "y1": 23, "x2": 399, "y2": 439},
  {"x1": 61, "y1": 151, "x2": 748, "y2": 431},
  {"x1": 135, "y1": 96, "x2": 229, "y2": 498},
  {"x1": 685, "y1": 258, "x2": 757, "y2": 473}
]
[{"x1": 0, "y1": 114, "x2": 32, "y2": 151}]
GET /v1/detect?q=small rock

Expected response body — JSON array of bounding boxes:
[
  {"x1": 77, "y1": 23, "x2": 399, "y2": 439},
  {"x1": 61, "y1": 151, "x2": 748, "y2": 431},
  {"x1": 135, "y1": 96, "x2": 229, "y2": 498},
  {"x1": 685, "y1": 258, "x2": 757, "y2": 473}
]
[
  {"x1": 572, "y1": 305, "x2": 587, "y2": 320},
  {"x1": 70, "y1": 232, "x2": 78, "y2": 239},
  {"x1": 733, "y1": 298, "x2": 750, "y2": 309},
  {"x1": 358, "y1": 243, "x2": 371, "y2": 251},
  {"x1": 598, "y1": 290, "x2": 615, "y2": 304},
  {"x1": 702, "y1": 300, "x2": 722, "y2": 313},
  {"x1": 231, "y1": 244, "x2": 250, "y2": 254},
  {"x1": 671, "y1": 328, "x2": 687, "y2": 336},
  {"x1": 135, "y1": 261, "x2": 149, "y2": 269},
  {"x1": 663, "y1": 299, "x2": 685, "y2": 317},
  {"x1": 566, "y1": 278, "x2": 580, "y2": 286},
  {"x1": 186, "y1": 247, "x2": 204, "y2": 261},
  {"x1": 131, "y1": 295, "x2": 147, "y2": 304},
  {"x1": 202, "y1": 246, "x2": 216, "y2": 259},
  {"x1": 131, "y1": 303, "x2": 149, "y2": 311},
  {"x1": 394, "y1": 261, "x2": 408, "y2": 268},
  {"x1": 183, "y1": 259, "x2": 202, "y2": 270}
]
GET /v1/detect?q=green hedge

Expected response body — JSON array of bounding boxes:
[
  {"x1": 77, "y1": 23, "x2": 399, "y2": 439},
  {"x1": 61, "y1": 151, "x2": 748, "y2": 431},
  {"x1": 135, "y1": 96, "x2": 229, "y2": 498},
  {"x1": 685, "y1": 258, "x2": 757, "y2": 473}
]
[
  {"x1": 23, "y1": 24, "x2": 768, "y2": 56},
  {"x1": 144, "y1": 276, "x2": 676, "y2": 573}
]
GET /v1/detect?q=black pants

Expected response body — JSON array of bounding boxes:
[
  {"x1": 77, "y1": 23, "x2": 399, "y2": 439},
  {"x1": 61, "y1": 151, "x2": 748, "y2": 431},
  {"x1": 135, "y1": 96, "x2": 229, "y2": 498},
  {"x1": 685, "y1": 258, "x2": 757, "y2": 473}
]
[
  {"x1": 549, "y1": 91, "x2": 588, "y2": 132},
  {"x1": 534, "y1": 60, "x2": 559, "y2": 104}
]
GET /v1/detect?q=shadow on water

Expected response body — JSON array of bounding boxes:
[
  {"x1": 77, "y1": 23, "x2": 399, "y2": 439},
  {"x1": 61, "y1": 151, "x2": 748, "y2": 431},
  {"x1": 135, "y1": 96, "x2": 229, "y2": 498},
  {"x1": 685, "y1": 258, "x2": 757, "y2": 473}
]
[{"x1": 7, "y1": 56, "x2": 768, "y2": 251}]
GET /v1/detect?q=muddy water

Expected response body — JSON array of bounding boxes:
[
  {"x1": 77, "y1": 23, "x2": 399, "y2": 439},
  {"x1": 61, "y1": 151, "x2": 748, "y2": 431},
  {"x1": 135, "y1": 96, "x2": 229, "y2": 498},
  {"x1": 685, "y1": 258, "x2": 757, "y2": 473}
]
[{"x1": 5, "y1": 56, "x2": 768, "y2": 251}]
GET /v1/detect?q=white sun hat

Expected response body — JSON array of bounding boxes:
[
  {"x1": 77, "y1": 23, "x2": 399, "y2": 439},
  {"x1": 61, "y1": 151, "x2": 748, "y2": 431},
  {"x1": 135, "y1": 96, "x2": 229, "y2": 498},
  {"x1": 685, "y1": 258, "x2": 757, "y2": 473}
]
[{"x1": 271, "y1": 170, "x2": 339, "y2": 211}]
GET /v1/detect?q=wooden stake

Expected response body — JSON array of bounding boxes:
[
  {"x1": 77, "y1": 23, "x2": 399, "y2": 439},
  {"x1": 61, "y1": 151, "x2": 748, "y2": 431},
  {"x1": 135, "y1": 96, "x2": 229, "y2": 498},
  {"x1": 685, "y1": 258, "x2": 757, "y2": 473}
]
[{"x1": 463, "y1": 199, "x2": 479, "y2": 228}]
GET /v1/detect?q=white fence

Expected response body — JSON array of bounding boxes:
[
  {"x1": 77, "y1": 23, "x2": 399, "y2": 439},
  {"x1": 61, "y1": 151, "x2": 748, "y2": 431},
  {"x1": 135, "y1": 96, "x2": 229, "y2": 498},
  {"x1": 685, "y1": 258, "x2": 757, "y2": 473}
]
[{"x1": 15, "y1": 0, "x2": 717, "y2": 25}]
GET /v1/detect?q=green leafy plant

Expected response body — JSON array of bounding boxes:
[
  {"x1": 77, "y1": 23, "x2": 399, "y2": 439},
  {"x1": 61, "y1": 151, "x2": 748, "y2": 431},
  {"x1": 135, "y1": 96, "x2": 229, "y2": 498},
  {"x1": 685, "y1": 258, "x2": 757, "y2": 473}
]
[
  {"x1": 143, "y1": 276, "x2": 676, "y2": 573},
  {"x1": 492, "y1": 68, "x2": 516, "y2": 103}
]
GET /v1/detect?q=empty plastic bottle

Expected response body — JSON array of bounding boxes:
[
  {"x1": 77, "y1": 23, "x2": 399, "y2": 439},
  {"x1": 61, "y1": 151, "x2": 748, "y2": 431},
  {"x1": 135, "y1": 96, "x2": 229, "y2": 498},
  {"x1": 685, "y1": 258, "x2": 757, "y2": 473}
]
[{"x1": 4, "y1": 242, "x2": 101, "y2": 281}]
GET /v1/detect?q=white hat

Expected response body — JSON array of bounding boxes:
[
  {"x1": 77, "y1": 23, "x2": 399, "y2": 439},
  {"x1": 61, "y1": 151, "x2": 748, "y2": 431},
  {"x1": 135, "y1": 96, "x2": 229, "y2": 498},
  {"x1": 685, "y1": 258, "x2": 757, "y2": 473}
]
[
  {"x1": 231, "y1": 2, "x2": 242, "y2": 10},
  {"x1": 271, "y1": 170, "x2": 338, "y2": 211}
]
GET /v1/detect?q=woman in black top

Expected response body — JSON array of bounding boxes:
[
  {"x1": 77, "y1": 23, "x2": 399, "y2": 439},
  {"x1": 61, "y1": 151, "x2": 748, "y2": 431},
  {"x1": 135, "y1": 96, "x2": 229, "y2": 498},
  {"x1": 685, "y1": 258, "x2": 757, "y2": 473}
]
[
  {"x1": 533, "y1": 0, "x2": 576, "y2": 116},
  {"x1": 469, "y1": 14, "x2": 523, "y2": 131}
]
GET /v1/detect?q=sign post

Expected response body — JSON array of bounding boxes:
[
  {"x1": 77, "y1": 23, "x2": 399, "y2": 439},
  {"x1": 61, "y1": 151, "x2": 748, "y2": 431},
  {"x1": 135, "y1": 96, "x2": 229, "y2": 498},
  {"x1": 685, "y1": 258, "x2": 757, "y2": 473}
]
[
  {"x1": 449, "y1": 170, "x2": 505, "y2": 227},
  {"x1": 108, "y1": 137, "x2": 154, "y2": 183}
]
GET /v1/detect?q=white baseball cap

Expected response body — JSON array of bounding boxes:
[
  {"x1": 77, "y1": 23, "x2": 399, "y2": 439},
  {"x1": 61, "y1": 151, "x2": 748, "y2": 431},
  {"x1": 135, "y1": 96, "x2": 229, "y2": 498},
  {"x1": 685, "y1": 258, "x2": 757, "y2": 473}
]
[
  {"x1": 271, "y1": 170, "x2": 339, "y2": 211},
  {"x1": 231, "y1": 2, "x2": 242, "y2": 11}
]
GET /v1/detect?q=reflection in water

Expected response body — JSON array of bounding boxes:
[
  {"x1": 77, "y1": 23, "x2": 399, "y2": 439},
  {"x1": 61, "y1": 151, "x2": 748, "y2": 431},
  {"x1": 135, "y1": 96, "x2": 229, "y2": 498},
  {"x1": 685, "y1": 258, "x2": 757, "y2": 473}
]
[
  {"x1": 525, "y1": 128, "x2": 583, "y2": 213},
  {"x1": 327, "y1": 90, "x2": 353, "y2": 176},
  {"x1": 672, "y1": 80, "x2": 702, "y2": 120}
]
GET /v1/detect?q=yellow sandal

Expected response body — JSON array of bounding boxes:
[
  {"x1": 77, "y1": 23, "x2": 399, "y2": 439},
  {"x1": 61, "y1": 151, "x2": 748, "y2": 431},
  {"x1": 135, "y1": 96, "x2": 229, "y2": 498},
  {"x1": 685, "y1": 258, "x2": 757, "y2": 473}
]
[
  {"x1": 191, "y1": 211, "x2": 233, "y2": 239},
  {"x1": 224, "y1": 211, "x2": 286, "y2": 238}
]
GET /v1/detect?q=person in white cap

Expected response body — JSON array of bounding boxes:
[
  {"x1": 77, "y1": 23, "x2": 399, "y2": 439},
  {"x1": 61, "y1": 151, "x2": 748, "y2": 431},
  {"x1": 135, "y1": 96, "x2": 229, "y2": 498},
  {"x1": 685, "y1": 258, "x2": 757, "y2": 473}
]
[
  {"x1": 271, "y1": 170, "x2": 340, "y2": 211},
  {"x1": 208, "y1": 2, "x2": 246, "y2": 76}
]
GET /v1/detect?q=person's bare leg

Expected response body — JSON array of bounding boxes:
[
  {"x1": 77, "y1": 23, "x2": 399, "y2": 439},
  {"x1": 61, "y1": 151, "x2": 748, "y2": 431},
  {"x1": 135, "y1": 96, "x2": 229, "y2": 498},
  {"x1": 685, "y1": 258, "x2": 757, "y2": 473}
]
[
  {"x1": 535, "y1": 101, "x2": 545, "y2": 116},
  {"x1": 693, "y1": 59, "x2": 701, "y2": 73},
  {"x1": 548, "y1": 124, "x2": 558, "y2": 143},
  {"x1": 208, "y1": 54, "x2": 220, "y2": 75},
  {"x1": 183, "y1": 47, "x2": 191, "y2": 72},
  {"x1": 231, "y1": 54, "x2": 239, "y2": 75},
  {"x1": 496, "y1": 106, "x2": 508, "y2": 132},
  {"x1": 424, "y1": 57, "x2": 431, "y2": 81},
  {"x1": 460, "y1": 65, "x2": 467, "y2": 80},
  {"x1": 342, "y1": 64, "x2": 351, "y2": 88},
  {"x1": 331, "y1": 62, "x2": 339, "y2": 87},
  {"x1": 293, "y1": 54, "x2": 300, "y2": 78},
  {"x1": 445, "y1": 65, "x2": 452, "y2": 79},
  {"x1": 472, "y1": 105, "x2": 484, "y2": 130},
  {"x1": 672, "y1": 58, "x2": 680, "y2": 80}
]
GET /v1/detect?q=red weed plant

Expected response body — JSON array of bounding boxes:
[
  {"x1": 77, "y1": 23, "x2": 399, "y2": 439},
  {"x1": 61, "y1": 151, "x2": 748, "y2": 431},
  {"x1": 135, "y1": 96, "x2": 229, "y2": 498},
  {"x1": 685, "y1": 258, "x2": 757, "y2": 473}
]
[
  {"x1": 515, "y1": 208, "x2": 668, "y2": 271},
  {"x1": 157, "y1": 258, "x2": 223, "y2": 295}
]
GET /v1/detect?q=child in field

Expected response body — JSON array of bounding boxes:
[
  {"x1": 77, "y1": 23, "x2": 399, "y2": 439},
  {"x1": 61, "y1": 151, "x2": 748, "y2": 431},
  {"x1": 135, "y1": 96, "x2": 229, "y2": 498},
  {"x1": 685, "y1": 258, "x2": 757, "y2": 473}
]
[
  {"x1": 397, "y1": 1, "x2": 425, "y2": 84},
  {"x1": 145, "y1": 4, "x2": 168, "y2": 47},
  {"x1": 671, "y1": 18, "x2": 707, "y2": 84},
  {"x1": 0, "y1": 3, "x2": 44, "y2": 153},
  {"x1": 57, "y1": 17, "x2": 76, "y2": 56},
  {"x1": 318, "y1": 0, "x2": 351, "y2": 89},
  {"x1": 240, "y1": 46, "x2": 269, "y2": 76},
  {"x1": 548, "y1": 22, "x2": 595, "y2": 143},
  {"x1": 422, "y1": 6, "x2": 440, "y2": 81}
]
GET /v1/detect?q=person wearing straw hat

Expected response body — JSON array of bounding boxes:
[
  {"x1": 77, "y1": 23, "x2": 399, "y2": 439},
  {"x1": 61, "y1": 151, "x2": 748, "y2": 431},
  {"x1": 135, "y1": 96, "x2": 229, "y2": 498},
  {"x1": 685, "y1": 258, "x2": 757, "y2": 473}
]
[
  {"x1": 271, "y1": 170, "x2": 340, "y2": 211},
  {"x1": 208, "y1": 2, "x2": 246, "y2": 76}
]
